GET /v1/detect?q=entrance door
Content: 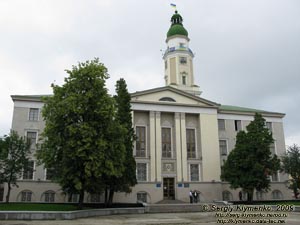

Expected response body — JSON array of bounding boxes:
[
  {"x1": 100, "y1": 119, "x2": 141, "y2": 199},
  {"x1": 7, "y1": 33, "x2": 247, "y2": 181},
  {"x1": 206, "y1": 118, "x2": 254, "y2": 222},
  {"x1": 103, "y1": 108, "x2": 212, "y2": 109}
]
[{"x1": 163, "y1": 178, "x2": 175, "y2": 200}]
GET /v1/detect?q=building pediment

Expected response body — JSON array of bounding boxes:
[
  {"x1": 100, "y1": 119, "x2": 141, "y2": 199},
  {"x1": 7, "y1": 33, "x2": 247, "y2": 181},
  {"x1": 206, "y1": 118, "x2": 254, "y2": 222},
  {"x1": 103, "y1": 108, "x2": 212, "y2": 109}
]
[{"x1": 131, "y1": 86, "x2": 219, "y2": 108}]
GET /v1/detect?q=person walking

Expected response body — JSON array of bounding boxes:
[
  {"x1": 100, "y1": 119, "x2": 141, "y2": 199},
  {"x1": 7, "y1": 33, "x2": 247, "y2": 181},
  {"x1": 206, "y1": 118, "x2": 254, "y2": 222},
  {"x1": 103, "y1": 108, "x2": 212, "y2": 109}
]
[{"x1": 189, "y1": 190, "x2": 193, "y2": 203}]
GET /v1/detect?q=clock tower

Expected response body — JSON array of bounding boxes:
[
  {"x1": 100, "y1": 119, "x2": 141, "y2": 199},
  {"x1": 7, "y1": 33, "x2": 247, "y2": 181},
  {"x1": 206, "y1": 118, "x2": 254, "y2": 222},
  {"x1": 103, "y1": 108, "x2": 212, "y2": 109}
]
[{"x1": 163, "y1": 10, "x2": 201, "y2": 95}]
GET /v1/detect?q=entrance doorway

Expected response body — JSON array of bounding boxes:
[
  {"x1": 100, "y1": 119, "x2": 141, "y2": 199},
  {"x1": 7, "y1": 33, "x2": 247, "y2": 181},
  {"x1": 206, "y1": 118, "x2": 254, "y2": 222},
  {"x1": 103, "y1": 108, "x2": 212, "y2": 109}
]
[{"x1": 163, "y1": 178, "x2": 175, "y2": 200}]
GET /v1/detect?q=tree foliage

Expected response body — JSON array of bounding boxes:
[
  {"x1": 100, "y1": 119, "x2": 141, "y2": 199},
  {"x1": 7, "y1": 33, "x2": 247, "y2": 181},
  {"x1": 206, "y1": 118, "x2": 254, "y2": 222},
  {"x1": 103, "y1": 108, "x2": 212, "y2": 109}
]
[
  {"x1": 103, "y1": 78, "x2": 137, "y2": 205},
  {"x1": 37, "y1": 59, "x2": 129, "y2": 208},
  {"x1": 0, "y1": 131, "x2": 31, "y2": 203},
  {"x1": 221, "y1": 113, "x2": 280, "y2": 202},
  {"x1": 281, "y1": 144, "x2": 300, "y2": 199}
]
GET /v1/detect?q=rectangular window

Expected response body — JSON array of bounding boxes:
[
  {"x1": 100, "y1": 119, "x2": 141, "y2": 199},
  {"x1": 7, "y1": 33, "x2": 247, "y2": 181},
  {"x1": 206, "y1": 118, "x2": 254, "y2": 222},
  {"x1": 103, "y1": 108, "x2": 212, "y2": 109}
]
[
  {"x1": 179, "y1": 56, "x2": 187, "y2": 64},
  {"x1": 218, "y1": 119, "x2": 225, "y2": 130},
  {"x1": 29, "y1": 108, "x2": 39, "y2": 121},
  {"x1": 162, "y1": 128, "x2": 172, "y2": 158},
  {"x1": 90, "y1": 193, "x2": 101, "y2": 203},
  {"x1": 165, "y1": 60, "x2": 167, "y2": 69},
  {"x1": 266, "y1": 122, "x2": 272, "y2": 131},
  {"x1": 68, "y1": 194, "x2": 79, "y2": 203},
  {"x1": 137, "y1": 192, "x2": 147, "y2": 203},
  {"x1": 270, "y1": 142, "x2": 276, "y2": 154},
  {"x1": 23, "y1": 161, "x2": 34, "y2": 180},
  {"x1": 186, "y1": 129, "x2": 196, "y2": 159},
  {"x1": 137, "y1": 163, "x2": 147, "y2": 182},
  {"x1": 219, "y1": 140, "x2": 228, "y2": 156},
  {"x1": 44, "y1": 192, "x2": 55, "y2": 203},
  {"x1": 26, "y1": 131, "x2": 37, "y2": 148},
  {"x1": 21, "y1": 191, "x2": 32, "y2": 202},
  {"x1": 271, "y1": 172, "x2": 279, "y2": 182},
  {"x1": 179, "y1": 43, "x2": 185, "y2": 48},
  {"x1": 136, "y1": 126, "x2": 146, "y2": 157},
  {"x1": 190, "y1": 164, "x2": 199, "y2": 181},
  {"x1": 182, "y1": 76, "x2": 186, "y2": 85},
  {"x1": 234, "y1": 120, "x2": 242, "y2": 131},
  {"x1": 45, "y1": 168, "x2": 55, "y2": 180}
]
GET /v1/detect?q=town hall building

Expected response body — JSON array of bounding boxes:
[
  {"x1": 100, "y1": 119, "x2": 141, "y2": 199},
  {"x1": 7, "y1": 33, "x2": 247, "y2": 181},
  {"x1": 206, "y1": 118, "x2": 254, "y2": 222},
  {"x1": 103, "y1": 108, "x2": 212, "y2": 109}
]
[{"x1": 2, "y1": 10, "x2": 289, "y2": 203}]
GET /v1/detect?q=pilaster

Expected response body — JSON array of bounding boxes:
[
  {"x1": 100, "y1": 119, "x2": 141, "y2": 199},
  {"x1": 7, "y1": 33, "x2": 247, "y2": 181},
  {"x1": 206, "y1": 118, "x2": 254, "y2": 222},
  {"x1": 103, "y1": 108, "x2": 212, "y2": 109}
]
[{"x1": 149, "y1": 111, "x2": 156, "y2": 182}]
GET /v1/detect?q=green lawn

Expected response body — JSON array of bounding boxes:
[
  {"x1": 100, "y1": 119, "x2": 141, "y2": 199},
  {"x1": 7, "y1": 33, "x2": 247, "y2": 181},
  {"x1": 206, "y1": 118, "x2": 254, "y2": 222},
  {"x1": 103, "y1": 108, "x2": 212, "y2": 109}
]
[{"x1": 0, "y1": 203, "x2": 88, "y2": 211}]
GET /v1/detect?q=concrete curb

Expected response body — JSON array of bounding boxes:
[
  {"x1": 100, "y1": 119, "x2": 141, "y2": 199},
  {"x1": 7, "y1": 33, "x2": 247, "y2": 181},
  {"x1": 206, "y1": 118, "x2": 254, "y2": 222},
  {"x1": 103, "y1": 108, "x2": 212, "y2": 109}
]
[
  {"x1": 0, "y1": 205, "x2": 298, "y2": 220},
  {"x1": 0, "y1": 207, "x2": 145, "y2": 220}
]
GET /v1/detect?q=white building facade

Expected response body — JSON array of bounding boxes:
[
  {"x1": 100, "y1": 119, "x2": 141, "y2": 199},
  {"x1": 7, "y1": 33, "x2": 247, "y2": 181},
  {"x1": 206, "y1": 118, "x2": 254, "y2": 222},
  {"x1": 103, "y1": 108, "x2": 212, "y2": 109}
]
[{"x1": 2, "y1": 10, "x2": 290, "y2": 203}]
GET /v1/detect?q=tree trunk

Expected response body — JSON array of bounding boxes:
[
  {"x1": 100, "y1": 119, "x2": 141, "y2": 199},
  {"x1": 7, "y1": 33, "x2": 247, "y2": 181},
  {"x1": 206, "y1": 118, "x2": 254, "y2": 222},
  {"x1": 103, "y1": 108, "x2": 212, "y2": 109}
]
[
  {"x1": 247, "y1": 189, "x2": 253, "y2": 202},
  {"x1": 5, "y1": 182, "x2": 11, "y2": 203},
  {"x1": 104, "y1": 187, "x2": 108, "y2": 207},
  {"x1": 78, "y1": 189, "x2": 85, "y2": 210},
  {"x1": 108, "y1": 187, "x2": 114, "y2": 206}
]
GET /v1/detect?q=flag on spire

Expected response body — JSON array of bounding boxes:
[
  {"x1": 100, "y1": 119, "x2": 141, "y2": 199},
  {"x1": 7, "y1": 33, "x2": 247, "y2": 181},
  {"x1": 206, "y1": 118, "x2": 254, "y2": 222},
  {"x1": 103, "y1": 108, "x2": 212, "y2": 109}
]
[{"x1": 170, "y1": 3, "x2": 176, "y2": 9}]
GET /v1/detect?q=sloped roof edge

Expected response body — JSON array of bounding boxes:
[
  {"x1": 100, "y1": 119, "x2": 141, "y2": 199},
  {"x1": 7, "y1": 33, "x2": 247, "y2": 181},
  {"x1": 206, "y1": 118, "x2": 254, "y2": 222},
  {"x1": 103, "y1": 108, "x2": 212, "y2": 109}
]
[{"x1": 130, "y1": 86, "x2": 220, "y2": 107}]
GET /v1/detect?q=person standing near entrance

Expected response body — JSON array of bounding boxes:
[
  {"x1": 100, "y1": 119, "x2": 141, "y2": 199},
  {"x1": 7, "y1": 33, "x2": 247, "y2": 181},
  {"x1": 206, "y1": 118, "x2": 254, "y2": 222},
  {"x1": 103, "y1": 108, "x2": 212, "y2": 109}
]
[
  {"x1": 193, "y1": 190, "x2": 198, "y2": 203},
  {"x1": 189, "y1": 190, "x2": 193, "y2": 203}
]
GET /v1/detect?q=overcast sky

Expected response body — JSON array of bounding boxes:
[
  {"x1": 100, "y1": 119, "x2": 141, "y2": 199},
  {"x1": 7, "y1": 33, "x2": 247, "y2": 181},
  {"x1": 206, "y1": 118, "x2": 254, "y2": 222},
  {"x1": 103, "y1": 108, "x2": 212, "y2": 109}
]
[{"x1": 0, "y1": 0, "x2": 299, "y2": 147}]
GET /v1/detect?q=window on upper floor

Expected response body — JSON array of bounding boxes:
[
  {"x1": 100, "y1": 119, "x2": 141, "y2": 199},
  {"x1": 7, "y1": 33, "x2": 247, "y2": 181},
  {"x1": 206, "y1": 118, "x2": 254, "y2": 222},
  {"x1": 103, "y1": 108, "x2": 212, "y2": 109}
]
[
  {"x1": 179, "y1": 43, "x2": 185, "y2": 48},
  {"x1": 136, "y1": 126, "x2": 146, "y2": 157},
  {"x1": 234, "y1": 120, "x2": 242, "y2": 131},
  {"x1": 270, "y1": 171, "x2": 279, "y2": 182},
  {"x1": 29, "y1": 108, "x2": 39, "y2": 121},
  {"x1": 179, "y1": 57, "x2": 187, "y2": 64},
  {"x1": 266, "y1": 122, "x2": 272, "y2": 132},
  {"x1": 190, "y1": 164, "x2": 199, "y2": 181},
  {"x1": 182, "y1": 75, "x2": 187, "y2": 85},
  {"x1": 45, "y1": 167, "x2": 55, "y2": 181},
  {"x1": 186, "y1": 129, "x2": 196, "y2": 159},
  {"x1": 26, "y1": 131, "x2": 37, "y2": 148},
  {"x1": 136, "y1": 163, "x2": 147, "y2": 182},
  {"x1": 218, "y1": 119, "x2": 225, "y2": 130},
  {"x1": 162, "y1": 128, "x2": 172, "y2": 158},
  {"x1": 270, "y1": 142, "x2": 276, "y2": 155},
  {"x1": 22, "y1": 161, "x2": 34, "y2": 180},
  {"x1": 219, "y1": 140, "x2": 228, "y2": 156}
]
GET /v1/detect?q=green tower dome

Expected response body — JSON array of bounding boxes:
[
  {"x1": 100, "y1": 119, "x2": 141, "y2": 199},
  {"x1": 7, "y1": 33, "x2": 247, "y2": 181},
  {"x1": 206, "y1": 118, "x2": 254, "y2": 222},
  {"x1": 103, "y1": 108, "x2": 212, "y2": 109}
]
[{"x1": 167, "y1": 10, "x2": 188, "y2": 38}]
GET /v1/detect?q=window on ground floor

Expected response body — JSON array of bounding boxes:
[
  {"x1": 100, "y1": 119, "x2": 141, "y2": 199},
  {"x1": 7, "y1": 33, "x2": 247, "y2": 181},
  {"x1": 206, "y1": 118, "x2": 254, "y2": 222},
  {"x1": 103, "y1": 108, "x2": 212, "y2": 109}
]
[
  {"x1": 137, "y1": 163, "x2": 147, "y2": 182},
  {"x1": 22, "y1": 161, "x2": 34, "y2": 180},
  {"x1": 20, "y1": 190, "x2": 33, "y2": 202},
  {"x1": 137, "y1": 192, "x2": 148, "y2": 203},
  {"x1": 190, "y1": 164, "x2": 199, "y2": 182},
  {"x1": 222, "y1": 191, "x2": 233, "y2": 201},
  {"x1": 272, "y1": 190, "x2": 283, "y2": 200},
  {"x1": 43, "y1": 191, "x2": 55, "y2": 202}
]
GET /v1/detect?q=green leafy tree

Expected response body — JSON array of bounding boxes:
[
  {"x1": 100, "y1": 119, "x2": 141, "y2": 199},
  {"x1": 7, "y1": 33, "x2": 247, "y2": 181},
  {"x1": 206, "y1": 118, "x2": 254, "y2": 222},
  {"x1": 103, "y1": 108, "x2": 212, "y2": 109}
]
[
  {"x1": 221, "y1": 113, "x2": 280, "y2": 202},
  {"x1": 37, "y1": 58, "x2": 126, "y2": 209},
  {"x1": 103, "y1": 78, "x2": 137, "y2": 205},
  {"x1": 281, "y1": 144, "x2": 300, "y2": 199},
  {"x1": 0, "y1": 131, "x2": 31, "y2": 203}
]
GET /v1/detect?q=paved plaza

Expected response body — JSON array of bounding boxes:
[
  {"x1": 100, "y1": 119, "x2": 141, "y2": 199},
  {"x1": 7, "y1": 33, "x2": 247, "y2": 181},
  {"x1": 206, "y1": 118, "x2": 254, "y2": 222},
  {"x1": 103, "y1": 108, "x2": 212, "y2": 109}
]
[{"x1": 0, "y1": 212, "x2": 299, "y2": 225}]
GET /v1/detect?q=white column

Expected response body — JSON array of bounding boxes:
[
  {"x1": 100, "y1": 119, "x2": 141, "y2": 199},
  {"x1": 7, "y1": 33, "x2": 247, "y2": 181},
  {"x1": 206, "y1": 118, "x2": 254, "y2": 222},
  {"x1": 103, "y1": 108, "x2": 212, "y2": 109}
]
[
  {"x1": 175, "y1": 112, "x2": 182, "y2": 182},
  {"x1": 149, "y1": 111, "x2": 156, "y2": 182},
  {"x1": 180, "y1": 112, "x2": 188, "y2": 181},
  {"x1": 155, "y1": 111, "x2": 162, "y2": 182}
]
